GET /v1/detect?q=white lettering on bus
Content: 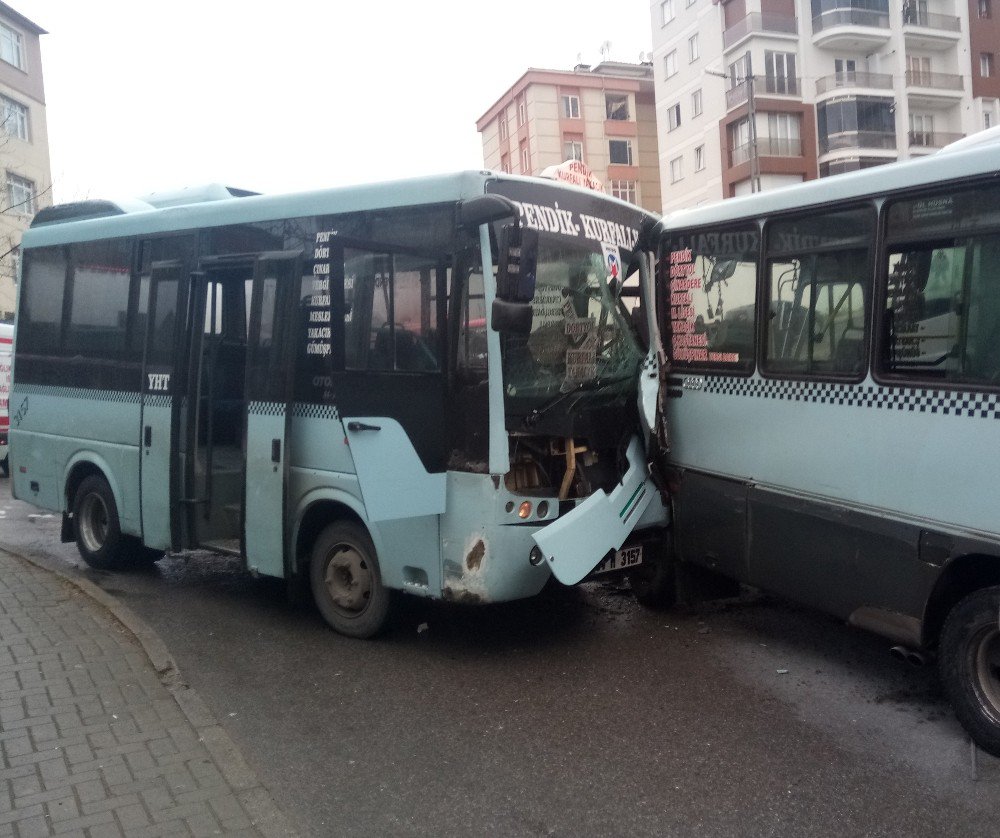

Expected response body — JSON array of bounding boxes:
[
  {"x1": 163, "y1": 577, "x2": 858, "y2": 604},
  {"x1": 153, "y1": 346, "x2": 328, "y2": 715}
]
[
  {"x1": 314, "y1": 246, "x2": 330, "y2": 260},
  {"x1": 313, "y1": 263, "x2": 330, "y2": 275},
  {"x1": 147, "y1": 373, "x2": 171, "y2": 392}
]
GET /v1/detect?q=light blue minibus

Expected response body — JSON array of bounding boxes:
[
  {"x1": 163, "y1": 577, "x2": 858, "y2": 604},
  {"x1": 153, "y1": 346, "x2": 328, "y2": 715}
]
[{"x1": 10, "y1": 172, "x2": 669, "y2": 637}]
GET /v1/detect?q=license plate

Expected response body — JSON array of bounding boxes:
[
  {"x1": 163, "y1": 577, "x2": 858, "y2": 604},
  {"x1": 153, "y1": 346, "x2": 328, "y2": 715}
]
[{"x1": 593, "y1": 544, "x2": 643, "y2": 575}]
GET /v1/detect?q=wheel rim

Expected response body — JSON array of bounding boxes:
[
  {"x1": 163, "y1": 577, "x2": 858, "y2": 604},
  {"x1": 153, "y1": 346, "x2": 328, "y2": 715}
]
[
  {"x1": 970, "y1": 624, "x2": 1000, "y2": 723},
  {"x1": 322, "y1": 543, "x2": 373, "y2": 616},
  {"x1": 78, "y1": 492, "x2": 109, "y2": 555}
]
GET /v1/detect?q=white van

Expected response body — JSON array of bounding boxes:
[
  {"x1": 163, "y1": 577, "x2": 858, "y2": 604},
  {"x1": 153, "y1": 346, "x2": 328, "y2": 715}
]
[{"x1": 0, "y1": 321, "x2": 11, "y2": 476}]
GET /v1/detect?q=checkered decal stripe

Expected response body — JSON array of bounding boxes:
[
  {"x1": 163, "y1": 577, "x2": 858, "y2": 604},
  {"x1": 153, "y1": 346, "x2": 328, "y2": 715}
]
[
  {"x1": 291, "y1": 404, "x2": 340, "y2": 420},
  {"x1": 703, "y1": 377, "x2": 1000, "y2": 419},
  {"x1": 12, "y1": 384, "x2": 143, "y2": 404},
  {"x1": 248, "y1": 401, "x2": 285, "y2": 416}
]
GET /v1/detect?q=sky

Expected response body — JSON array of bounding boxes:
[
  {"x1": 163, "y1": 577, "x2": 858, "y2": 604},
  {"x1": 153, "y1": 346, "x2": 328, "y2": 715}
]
[{"x1": 11, "y1": 1, "x2": 654, "y2": 204}]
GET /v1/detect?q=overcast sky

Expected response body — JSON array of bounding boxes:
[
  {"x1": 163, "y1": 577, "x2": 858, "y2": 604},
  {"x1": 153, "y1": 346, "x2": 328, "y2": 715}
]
[{"x1": 11, "y1": 1, "x2": 653, "y2": 204}]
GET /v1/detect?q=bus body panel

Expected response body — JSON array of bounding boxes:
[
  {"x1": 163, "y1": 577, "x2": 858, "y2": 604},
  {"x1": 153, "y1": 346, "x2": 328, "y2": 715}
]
[
  {"x1": 343, "y1": 416, "x2": 446, "y2": 522},
  {"x1": 0, "y1": 323, "x2": 12, "y2": 468},
  {"x1": 440, "y1": 471, "x2": 550, "y2": 603},
  {"x1": 139, "y1": 397, "x2": 173, "y2": 550},
  {"x1": 9, "y1": 385, "x2": 142, "y2": 532},
  {"x1": 533, "y1": 435, "x2": 658, "y2": 585}
]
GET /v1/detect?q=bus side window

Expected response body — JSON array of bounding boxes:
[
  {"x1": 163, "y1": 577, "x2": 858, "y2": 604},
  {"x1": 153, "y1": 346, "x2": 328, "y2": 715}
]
[
  {"x1": 764, "y1": 207, "x2": 872, "y2": 377},
  {"x1": 345, "y1": 248, "x2": 441, "y2": 374}
]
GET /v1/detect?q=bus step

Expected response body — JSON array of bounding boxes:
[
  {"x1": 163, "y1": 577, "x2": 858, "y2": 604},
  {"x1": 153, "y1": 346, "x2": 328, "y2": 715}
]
[
  {"x1": 201, "y1": 538, "x2": 242, "y2": 556},
  {"x1": 223, "y1": 503, "x2": 241, "y2": 525}
]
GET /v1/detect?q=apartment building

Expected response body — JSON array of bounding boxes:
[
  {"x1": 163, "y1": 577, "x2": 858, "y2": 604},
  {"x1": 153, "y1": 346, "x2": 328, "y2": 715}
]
[
  {"x1": 652, "y1": 0, "x2": 987, "y2": 213},
  {"x1": 0, "y1": 2, "x2": 50, "y2": 320},
  {"x1": 477, "y1": 61, "x2": 662, "y2": 214}
]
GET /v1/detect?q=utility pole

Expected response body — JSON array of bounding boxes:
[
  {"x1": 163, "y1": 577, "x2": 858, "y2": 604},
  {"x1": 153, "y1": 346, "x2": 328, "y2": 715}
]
[{"x1": 705, "y1": 68, "x2": 761, "y2": 193}]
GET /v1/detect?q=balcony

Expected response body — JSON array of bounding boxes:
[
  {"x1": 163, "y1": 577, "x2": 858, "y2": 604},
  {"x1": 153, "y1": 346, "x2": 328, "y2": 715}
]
[
  {"x1": 723, "y1": 13, "x2": 797, "y2": 50},
  {"x1": 815, "y1": 71, "x2": 894, "y2": 96},
  {"x1": 819, "y1": 129, "x2": 897, "y2": 154},
  {"x1": 725, "y1": 76, "x2": 802, "y2": 110},
  {"x1": 905, "y1": 69, "x2": 965, "y2": 107},
  {"x1": 903, "y1": 10, "x2": 962, "y2": 51},
  {"x1": 731, "y1": 138, "x2": 803, "y2": 166},
  {"x1": 908, "y1": 130, "x2": 964, "y2": 150},
  {"x1": 811, "y1": 8, "x2": 891, "y2": 51}
]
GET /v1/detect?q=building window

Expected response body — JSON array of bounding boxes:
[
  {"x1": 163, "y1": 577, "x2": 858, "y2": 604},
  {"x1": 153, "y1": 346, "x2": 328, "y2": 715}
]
[
  {"x1": 561, "y1": 94, "x2": 581, "y2": 119},
  {"x1": 519, "y1": 141, "x2": 530, "y2": 173},
  {"x1": 661, "y1": 0, "x2": 675, "y2": 25},
  {"x1": 669, "y1": 156, "x2": 684, "y2": 183},
  {"x1": 667, "y1": 102, "x2": 681, "y2": 131},
  {"x1": 563, "y1": 139, "x2": 584, "y2": 161},
  {"x1": 909, "y1": 112, "x2": 934, "y2": 146},
  {"x1": 0, "y1": 23, "x2": 24, "y2": 70},
  {"x1": 498, "y1": 117, "x2": 508, "y2": 141},
  {"x1": 764, "y1": 51, "x2": 798, "y2": 95},
  {"x1": 500, "y1": 153, "x2": 510, "y2": 174},
  {"x1": 665, "y1": 50, "x2": 678, "y2": 79},
  {"x1": 7, "y1": 172, "x2": 35, "y2": 215},
  {"x1": 1, "y1": 97, "x2": 28, "y2": 141},
  {"x1": 982, "y1": 53, "x2": 995, "y2": 78},
  {"x1": 688, "y1": 34, "x2": 700, "y2": 63},
  {"x1": 979, "y1": 0, "x2": 992, "y2": 18},
  {"x1": 605, "y1": 93, "x2": 630, "y2": 121},
  {"x1": 517, "y1": 98, "x2": 526, "y2": 126},
  {"x1": 609, "y1": 139, "x2": 633, "y2": 165},
  {"x1": 691, "y1": 88, "x2": 703, "y2": 117},
  {"x1": 695, "y1": 145, "x2": 706, "y2": 171},
  {"x1": 608, "y1": 180, "x2": 638, "y2": 204},
  {"x1": 984, "y1": 100, "x2": 996, "y2": 129},
  {"x1": 765, "y1": 112, "x2": 802, "y2": 155}
]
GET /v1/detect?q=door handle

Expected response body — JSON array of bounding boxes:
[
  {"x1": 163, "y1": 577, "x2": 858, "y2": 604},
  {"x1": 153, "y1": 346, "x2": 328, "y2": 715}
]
[
  {"x1": 144, "y1": 425, "x2": 152, "y2": 447},
  {"x1": 271, "y1": 438, "x2": 281, "y2": 462},
  {"x1": 347, "y1": 421, "x2": 381, "y2": 432}
]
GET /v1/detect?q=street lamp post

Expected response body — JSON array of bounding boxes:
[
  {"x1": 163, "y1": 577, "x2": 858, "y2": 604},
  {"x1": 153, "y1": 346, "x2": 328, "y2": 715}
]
[{"x1": 706, "y1": 68, "x2": 761, "y2": 194}]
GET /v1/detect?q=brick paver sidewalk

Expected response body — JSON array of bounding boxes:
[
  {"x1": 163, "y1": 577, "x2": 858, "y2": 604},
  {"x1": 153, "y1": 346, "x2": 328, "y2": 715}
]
[{"x1": 0, "y1": 549, "x2": 297, "y2": 837}]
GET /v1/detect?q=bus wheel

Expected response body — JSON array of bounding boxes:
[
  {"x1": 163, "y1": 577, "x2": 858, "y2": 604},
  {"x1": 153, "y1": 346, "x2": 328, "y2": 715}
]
[
  {"x1": 310, "y1": 521, "x2": 391, "y2": 638},
  {"x1": 73, "y1": 475, "x2": 126, "y2": 570},
  {"x1": 939, "y1": 586, "x2": 1000, "y2": 757}
]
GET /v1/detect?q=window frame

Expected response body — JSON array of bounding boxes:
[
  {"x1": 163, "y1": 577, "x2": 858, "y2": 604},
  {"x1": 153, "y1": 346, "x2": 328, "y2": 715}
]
[
  {"x1": 608, "y1": 138, "x2": 634, "y2": 166},
  {"x1": 761, "y1": 204, "x2": 876, "y2": 382},
  {"x1": 561, "y1": 94, "x2": 581, "y2": 119},
  {"x1": 1, "y1": 96, "x2": 28, "y2": 141},
  {"x1": 6, "y1": 171, "x2": 35, "y2": 215},
  {"x1": 665, "y1": 50, "x2": 678, "y2": 79},
  {"x1": 0, "y1": 22, "x2": 24, "y2": 70}
]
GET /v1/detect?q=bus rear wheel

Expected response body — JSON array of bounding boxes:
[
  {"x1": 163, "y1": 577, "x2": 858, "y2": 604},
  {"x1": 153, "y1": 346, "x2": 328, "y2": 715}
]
[
  {"x1": 310, "y1": 521, "x2": 391, "y2": 638},
  {"x1": 73, "y1": 475, "x2": 127, "y2": 570},
  {"x1": 939, "y1": 585, "x2": 1000, "y2": 757}
]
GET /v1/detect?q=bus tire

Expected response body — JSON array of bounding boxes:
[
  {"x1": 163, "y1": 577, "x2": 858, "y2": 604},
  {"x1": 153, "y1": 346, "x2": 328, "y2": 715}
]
[
  {"x1": 310, "y1": 521, "x2": 391, "y2": 638},
  {"x1": 72, "y1": 475, "x2": 127, "y2": 570},
  {"x1": 939, "y1": 585, "x2": 1000, "y2": 757}
]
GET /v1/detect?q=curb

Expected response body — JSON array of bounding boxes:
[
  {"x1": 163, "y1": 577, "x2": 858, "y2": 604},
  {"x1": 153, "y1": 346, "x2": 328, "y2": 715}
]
[{"x1": 2, "y1": 543, "x2": 300, "y2": 838}]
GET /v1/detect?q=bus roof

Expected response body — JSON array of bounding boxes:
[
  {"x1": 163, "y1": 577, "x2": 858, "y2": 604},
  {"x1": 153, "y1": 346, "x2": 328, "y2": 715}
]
[
  {"x1": 660, "y1": 139, "x2": 1000, "y2": 232},
  {"x1": 22, "y1": 170, "x2": 648, "y2": 249}
]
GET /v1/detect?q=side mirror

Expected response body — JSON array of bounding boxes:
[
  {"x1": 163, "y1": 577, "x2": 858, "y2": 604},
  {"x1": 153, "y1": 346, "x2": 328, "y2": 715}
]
[
  {"x1": 496, "y1": 223, "x2": 537, "y2": 303},
  {"x1": 491, "y1": 298, "x2": 533, "y2": 333}
]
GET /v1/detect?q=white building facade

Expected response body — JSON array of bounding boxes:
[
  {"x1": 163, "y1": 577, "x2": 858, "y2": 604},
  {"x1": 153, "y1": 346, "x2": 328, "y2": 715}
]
[{"x1": 651, "y1": 0, "x2": 984, "y2": 214}]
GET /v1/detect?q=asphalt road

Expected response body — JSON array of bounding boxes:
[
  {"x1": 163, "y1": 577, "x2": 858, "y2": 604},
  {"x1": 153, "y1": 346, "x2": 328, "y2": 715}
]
[{"x1": 2, "y1": 480, "x2": 998, "y2": 837}]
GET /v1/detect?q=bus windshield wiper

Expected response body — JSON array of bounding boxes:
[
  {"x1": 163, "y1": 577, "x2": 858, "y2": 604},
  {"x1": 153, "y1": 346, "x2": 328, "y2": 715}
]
[{"x1": 523, "y1": 375, "x2": 628, "y2": 428}]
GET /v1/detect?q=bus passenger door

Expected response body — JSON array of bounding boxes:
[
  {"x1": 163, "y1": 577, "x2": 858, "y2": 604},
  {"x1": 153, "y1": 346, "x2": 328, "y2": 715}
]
[
  {"x1": 243, "y1": 252, "x2": 300, "y2": 577},
  {"x1": 140, "y1": 261, "x2": 190, "y2": 551}
]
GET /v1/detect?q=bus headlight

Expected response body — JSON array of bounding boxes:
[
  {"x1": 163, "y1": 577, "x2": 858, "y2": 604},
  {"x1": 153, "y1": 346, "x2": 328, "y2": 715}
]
[{"x1": 518, "y1": 501, "x2": 532, "y2": 519}]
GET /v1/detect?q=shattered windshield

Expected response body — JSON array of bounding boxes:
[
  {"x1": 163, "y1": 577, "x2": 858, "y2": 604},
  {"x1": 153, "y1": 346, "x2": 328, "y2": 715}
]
[{"x1": 501, "y1": 234, "x2": 643, "y2": 399}]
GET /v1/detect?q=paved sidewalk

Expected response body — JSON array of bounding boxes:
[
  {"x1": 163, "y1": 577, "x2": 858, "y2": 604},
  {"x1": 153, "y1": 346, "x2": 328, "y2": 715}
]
[{"x1": 0, "y1": 549, "x2": 297, "y2": 837}]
